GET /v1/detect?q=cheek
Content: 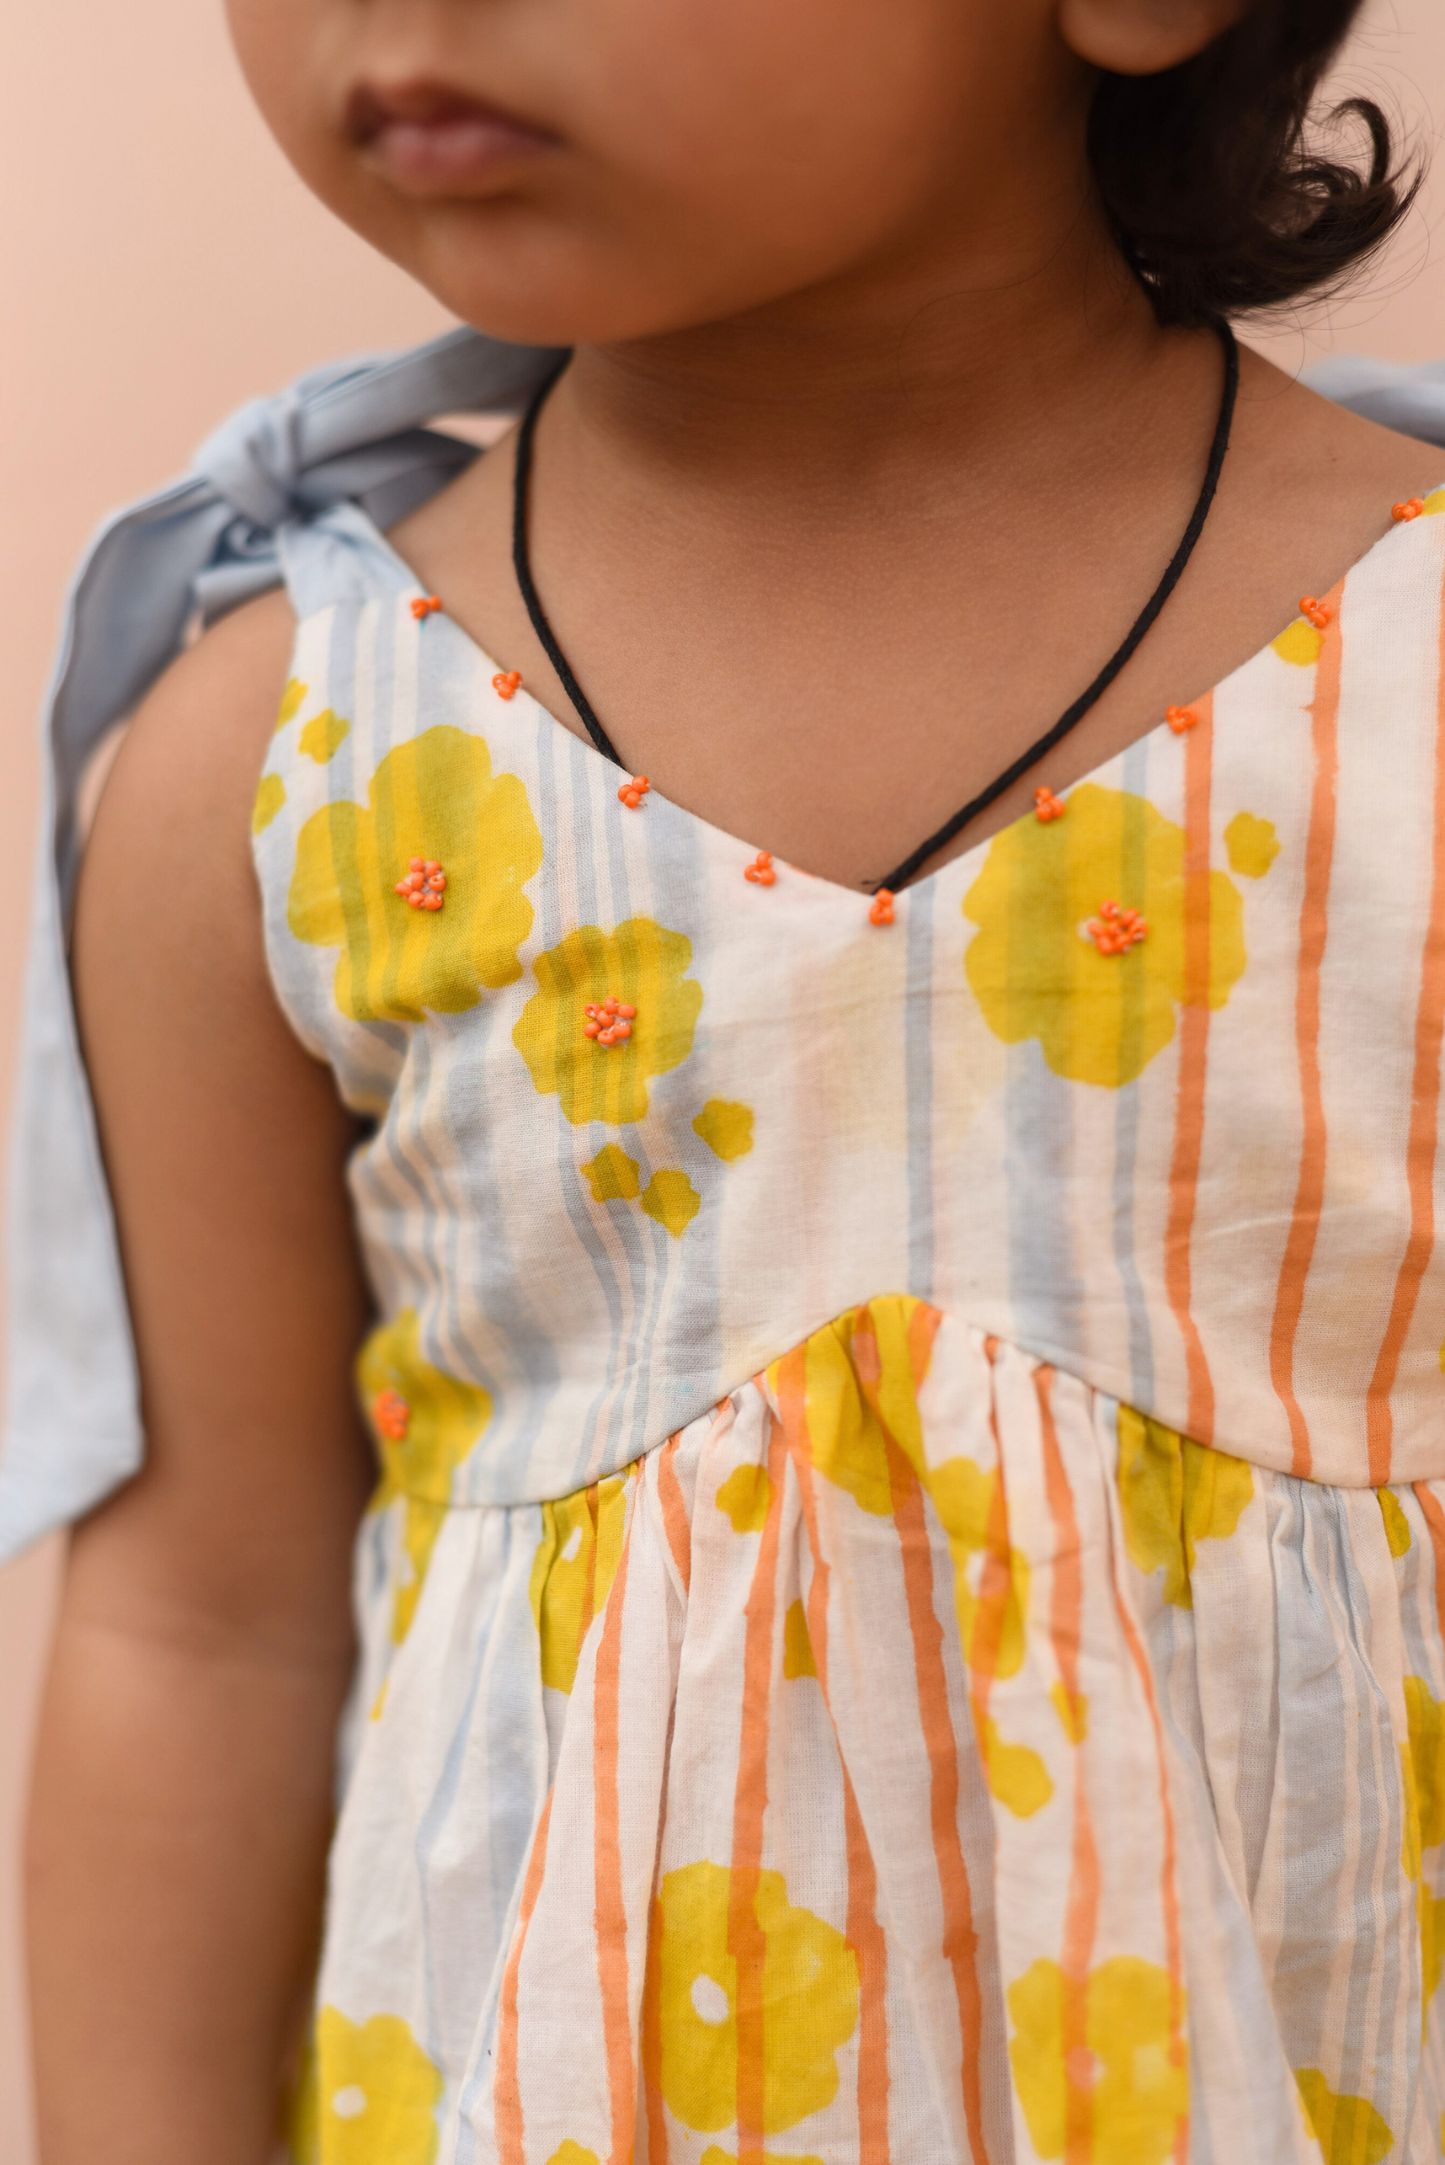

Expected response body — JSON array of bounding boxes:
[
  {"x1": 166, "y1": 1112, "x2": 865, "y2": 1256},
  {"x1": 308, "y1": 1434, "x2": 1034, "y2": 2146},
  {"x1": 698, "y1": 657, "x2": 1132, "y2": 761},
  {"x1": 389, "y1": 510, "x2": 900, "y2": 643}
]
[{"x1": 224, "y1": 0, "x2": 1062, "y2": 346}]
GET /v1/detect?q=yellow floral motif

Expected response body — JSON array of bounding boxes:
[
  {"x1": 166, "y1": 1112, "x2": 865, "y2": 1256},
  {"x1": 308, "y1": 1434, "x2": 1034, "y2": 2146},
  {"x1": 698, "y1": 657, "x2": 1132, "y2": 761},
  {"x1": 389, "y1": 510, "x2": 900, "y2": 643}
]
[
  {"x1": 963, "y1": 782, "x2": 1246, "y2": 1088},
  {"x1": 1405, "y1": 1676, "x2": 1445, "y2": 1849},
  {"x1": 641, "y1": 1168, "x2": 701, "y2": 1238},
  {"x1": 783, "y1": 1600, "x2": 817, "y2": 1681},
  {"x1": 1379, "y1": 1488, "x2": 1413, "y2": 1558},
  {"x1": 582, "y1": 1143, "x2": 640, "y2": 1202},
  {"x1": 700, "y1": 2153, "x2": 823, "y2": 2165},
  {"x1": 299, "y1": 708, "x2": 351, "y2": 764},
  {"x1": 1117, "y1": 1407, "x2": 1253, "y2": 1610},
  {"x1": 513, "y1": 918, "x2": 702, "y2": 1126},
  {"x1": 253, "y1": 772, "x2": 286, "y2": 835},
  {"x1": 1050, "y1": 1681, "x2": 1088, "y2": 1744},
  {"x1": 649, "y1": 1861, "x2": 858, "y2": 2134},
  {"x1": 546, "y1": 2147, "x2": 599, "y2": 2165},
  {"x1": 775, "y1": 1299, "x2": 1045, "y2": 1816},
  {"x1": 289, "y1": 725, "x2": 543, "y2": 1023},
  {"x1": 290, "y1": 2007, "x2": 443, "y2": 2165},
  {"x1": 1425, "y1": 488, "x2": 1445, "y2": 517},
  {"x1": 358, "y1": 1309, "x2": 492, "y2": 1507},
  {"x1": 1008, "y1": 1956, "x2": 1188, "y2": 2165},
  {"x1": 529, "y1": 1475, "x2": 630, "y2": 1694},
  {"x1": 715, "y1": 1464, "x2": 774, "y2": 1534},
  {"x1": 1224, "y1": 811, "x2": 1280, "y2": 880},
  {"x1": 693, "y1": 1100, "x2": 755, "y2": 1162},
  {"x1": 358, "y1": 1312, "x2": 491, "y2": 1650},
  {"x1": 980, "y1": 1715, "x2": 1053, "y2": 1817},
  {"x1": 276, "y1": 677, "x2": 308, "y2": 730},
  {"x1": 1294, "y1": 2071, "x2": 1391, "y2": 2165},
  {"x1": 1272, "y1": 620, "x2": 1325, "y2": 668}
]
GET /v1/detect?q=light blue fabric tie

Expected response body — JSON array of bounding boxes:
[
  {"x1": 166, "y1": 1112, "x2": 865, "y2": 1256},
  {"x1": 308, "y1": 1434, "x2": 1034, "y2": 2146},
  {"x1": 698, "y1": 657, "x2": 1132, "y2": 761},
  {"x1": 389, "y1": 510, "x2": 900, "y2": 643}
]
[
  {"x1": 4, "y1": 333, "x2": 1445, "y2": 1562},
  {"x1": 0, "y1": 327, "x2": 561, "y2": 1560}
]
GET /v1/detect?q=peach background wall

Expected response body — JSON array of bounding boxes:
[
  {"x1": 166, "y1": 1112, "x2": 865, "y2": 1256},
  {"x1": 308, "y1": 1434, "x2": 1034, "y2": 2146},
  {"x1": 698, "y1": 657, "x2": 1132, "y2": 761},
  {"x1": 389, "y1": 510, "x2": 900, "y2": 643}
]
[{"x1": 2, "y1": 2, "x2": 1445, "y2": 2156}]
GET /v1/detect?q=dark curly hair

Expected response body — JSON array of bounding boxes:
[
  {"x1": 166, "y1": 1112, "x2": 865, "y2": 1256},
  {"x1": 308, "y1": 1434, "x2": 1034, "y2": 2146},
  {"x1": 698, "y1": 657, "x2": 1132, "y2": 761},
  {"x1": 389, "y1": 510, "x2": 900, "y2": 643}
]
[{"x1": 1089, "y1": 0, "x2": 1420, "y2": 327}]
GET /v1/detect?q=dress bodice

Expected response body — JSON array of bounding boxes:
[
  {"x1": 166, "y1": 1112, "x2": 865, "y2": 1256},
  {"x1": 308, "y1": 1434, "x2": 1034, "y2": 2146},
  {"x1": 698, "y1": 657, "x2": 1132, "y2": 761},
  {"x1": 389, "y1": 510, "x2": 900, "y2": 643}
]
[{"x1": 255, "y1": 491, "x2": 1445, "y2": 1501}]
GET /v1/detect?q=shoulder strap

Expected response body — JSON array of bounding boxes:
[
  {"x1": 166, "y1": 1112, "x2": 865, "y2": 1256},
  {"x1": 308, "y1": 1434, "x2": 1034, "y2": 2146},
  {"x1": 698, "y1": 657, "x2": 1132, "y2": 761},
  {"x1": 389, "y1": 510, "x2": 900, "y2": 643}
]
[{"x1": 0, "y1": 327, "x2": 560, "y2": 1561}]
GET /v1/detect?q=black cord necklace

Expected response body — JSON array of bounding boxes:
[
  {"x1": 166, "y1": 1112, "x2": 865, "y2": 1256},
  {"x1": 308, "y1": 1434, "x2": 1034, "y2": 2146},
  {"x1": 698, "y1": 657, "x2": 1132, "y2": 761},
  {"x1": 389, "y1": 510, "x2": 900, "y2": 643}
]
[{"x1": 511, "y1": 322, "x2": 1240, "y2": 895}]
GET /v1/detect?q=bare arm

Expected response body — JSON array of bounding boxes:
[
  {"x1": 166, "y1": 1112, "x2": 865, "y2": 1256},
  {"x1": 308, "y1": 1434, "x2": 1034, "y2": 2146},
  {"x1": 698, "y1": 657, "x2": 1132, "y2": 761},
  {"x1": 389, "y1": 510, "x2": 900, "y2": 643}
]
[{"x1": 25, "y1": 590, "x2": 376, "y2": 2164}]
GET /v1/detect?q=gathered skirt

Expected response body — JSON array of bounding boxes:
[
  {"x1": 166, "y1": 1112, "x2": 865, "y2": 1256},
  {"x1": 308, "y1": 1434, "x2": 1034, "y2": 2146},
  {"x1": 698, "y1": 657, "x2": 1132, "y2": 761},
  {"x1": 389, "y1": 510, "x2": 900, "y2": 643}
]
[{"x1": 290, "y1": 1296, "x2": 1445, "y2": 2164}]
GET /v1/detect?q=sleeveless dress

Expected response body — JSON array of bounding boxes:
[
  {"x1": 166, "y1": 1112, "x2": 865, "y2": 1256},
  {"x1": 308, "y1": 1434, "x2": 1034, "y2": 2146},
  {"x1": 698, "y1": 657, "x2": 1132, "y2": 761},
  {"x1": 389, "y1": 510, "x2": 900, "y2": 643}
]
[{"x1": 242, "y1": 484, "x2": 1445, "y2": 2165}]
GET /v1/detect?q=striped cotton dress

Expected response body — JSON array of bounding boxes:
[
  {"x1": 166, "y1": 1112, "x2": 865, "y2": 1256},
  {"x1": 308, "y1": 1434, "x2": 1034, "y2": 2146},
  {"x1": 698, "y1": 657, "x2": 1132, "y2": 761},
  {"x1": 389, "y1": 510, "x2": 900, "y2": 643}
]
[{"x1": 255, "y1": 486, "x2": 1445, "y2": 2165}]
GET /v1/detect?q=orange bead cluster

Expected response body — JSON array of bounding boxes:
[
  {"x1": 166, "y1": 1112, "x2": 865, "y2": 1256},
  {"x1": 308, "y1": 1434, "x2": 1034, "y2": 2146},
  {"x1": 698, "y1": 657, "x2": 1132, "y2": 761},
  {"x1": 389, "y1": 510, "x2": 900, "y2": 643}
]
[
  {"x1": 373, "y1": 1387, "x2": 410, "y2": 1441},
  {"x1": 1034, "y1": 786, "x2": 1066, "y2": 823},
  {"x1": 411, "y1": 594, "x2": 443, "y2": 620},
  {"x1": 618, "y1": 774, "x2": 650, "y2": 809},
  {"x1": 869, "y1": 889, "x2": 895, "y2": 927},
  {"x1": 395, "y1": 857, "x2": 447, "y2": 910},
  {"x1": 1087, "y1": 900, "x2": 1147, "y2": 956},
  {"x1": 1394, "y1": 498, "x2": 1426, "y2": 523},
  {"x1": 1166, "y1": 705, "x2": 1198, "y2": 735},
  {"x1": 744, "y1": 851, "x2": 776, "y2": 884},
  {"x1": 492, "y1": 671, "x2": 523, "y2": 700},
  {"x1": 1300, "y1": 596, "x2": 1333, "y2": 632},
  {"x1": 584, "y1": 995, "x2": 637, "y2": 1046}
]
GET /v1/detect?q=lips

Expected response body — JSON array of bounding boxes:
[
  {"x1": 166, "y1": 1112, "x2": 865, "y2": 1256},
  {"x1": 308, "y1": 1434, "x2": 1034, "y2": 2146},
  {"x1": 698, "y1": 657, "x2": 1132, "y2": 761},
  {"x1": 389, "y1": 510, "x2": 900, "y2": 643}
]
[{"x1": 348, "y1": 81, "x2": 556, "y2": 193}]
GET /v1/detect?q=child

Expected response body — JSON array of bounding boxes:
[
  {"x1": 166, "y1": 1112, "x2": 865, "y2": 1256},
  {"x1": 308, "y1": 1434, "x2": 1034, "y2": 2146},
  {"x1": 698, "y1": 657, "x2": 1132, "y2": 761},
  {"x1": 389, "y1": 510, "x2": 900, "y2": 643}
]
[{"x1": 12, "y1": 0, "x2": 1445, "y2": 2157}]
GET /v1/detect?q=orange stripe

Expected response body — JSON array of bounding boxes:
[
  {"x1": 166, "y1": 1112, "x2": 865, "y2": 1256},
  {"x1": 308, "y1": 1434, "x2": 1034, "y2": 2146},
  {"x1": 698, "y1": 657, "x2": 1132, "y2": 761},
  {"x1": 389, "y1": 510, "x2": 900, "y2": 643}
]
[
  {"x1": 593, "y1": 1498, "x2": 637, "y2": 2165},
  {"x1": 1366, "y1": 573, "x2": 1445, "y2": 1481},
  {"x1": 729, "y1": 1406, "x2": 788, "y2": 2165},
  {"x1": 1268, "y1": 602, "x2": 1344, "y2": 1477},
  {"x1": 493, "y1": 1788, "x2": 554, "y2": 2165},
  {"x1": 641, "y1": 1856, "x2": 669, "y2": 2165},
  {"x1": 1413, "y1": 1482, "x2": 1445, "y2": 1648},
  {"x1": 655, "y1": 1434, "x2": 692, "y2": 1593},
  {"x1": 1108, "y1": 1486, "x2": 1189, "y2": 2161},
  {"x1": 778, "y1": 1354, "x2": 892, "y2": 2161},
  {"x1": 886, "y1": 1437, "x2": 991, "y2": 2162},
  {"x1": 1035, "y1": 1370, "x2": 1101, "y2": 2165},
  {"x1": 1163, "y1": 694, "x2": 1217, "y2": 1443}
]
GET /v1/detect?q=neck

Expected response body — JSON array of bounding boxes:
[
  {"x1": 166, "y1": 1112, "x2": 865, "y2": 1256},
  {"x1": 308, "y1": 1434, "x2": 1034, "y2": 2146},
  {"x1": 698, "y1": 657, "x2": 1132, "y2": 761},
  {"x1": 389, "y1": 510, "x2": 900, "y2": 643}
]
[{"x1": 553, "y1": 188, "x2": 1202, "y2": 517}]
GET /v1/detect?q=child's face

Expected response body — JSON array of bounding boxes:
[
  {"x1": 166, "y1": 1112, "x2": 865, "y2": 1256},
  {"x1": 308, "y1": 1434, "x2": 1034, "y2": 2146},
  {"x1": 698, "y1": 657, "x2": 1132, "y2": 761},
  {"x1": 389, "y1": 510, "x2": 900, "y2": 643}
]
[{"x1": 226, "y1": 0, "x2": 1105, "y2": 347}]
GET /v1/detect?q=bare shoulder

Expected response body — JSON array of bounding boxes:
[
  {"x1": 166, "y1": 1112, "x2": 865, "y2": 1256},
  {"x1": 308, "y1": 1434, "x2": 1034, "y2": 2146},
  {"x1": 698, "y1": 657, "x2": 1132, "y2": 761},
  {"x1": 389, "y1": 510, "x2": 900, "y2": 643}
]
[{"x1": 1237, "y1": 347, "x2": 1445, "y2": 540}]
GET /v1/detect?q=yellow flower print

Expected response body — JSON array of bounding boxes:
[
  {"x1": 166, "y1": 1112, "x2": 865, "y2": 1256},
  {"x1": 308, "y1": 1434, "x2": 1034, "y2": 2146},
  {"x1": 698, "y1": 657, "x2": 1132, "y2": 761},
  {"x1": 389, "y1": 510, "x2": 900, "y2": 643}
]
[
  {"x1": 700, "y1": 2153, "x2": 823, "y2": 2165},
  {"x1": 276, "y1": 677, "x2": 308, "y2": 730},
  {"x1": 715, "y1": 1464, "x2": 774, "y2": 1534},
  {"x1": 582, "y1": 1143, "x2": 641, "y2": 1202},
  {"x1": 963, "y1": 782, "x2": 1245, "y2": 1088},
  {"x1": 546, "y1": 2147, "x2": 599, "y2": 2165},
  {"x1": 773, "y1": 1299, "x2": 1047, "y2": 1815},
  {"x1": 1379, "y1": 1488, "x2": 1412, "y2": 1558},
  {"x1": 1294, "y1": 2071, "x2": 1391, "y2": 2165},
  {"x1": 357, "y1": 1311, "x2": 491, "y2": 1650},
  {"x1": 1224, "y1": 811, "x2": 1280, "y2": 880},
  {"x1": 513, "y1": 918, "x2": 703, "y2": 1127},
  {"x1": 529, "y1": 1475, "x2": 630, "y2": 1694},
  {"x1": 1007, "y1": 1956, "x2": 1188, "y2": 2165},
  {"x1": 693, "y1": 1100, "x2": 755, "y2": 1161},
  {"x1": 783, "y1": 1600, "x2": 817, "y2": 1680},
  {"x1": 253, "y1": 772, "x2": 286, "y2": 834},
  {"x1": 1406, "y1": 1676, "x2": 1445, "y2": 1850},
  {"x1": 648, "y1": 1861, "x2": 858, "y2": 2135},
  {"x1": 1272, "y1": 620, "x2": 1325, "y2": 668},
  {"x1": 299, "y1": 708, "x2": 351, "y2": 764},
  {"x1": 290, "y1": 2007, "x2": 443, "y2": 2165},
  {"x1": 641, "y1": 1168, "x2": 701, "y2": 1237},
  {"x1": 289, "y1": 725, "x2": 543, "y2": 1023},
  {"x1": 1117, "y1": 1407, "x2": 1253, "y2": 1610},
  {"x1": 1401, "y1": 1676, "x2": 1445, "y2": 2018},
  {"x1": 358, "y1": 1309, "x2": 492, "y2": 1506}
]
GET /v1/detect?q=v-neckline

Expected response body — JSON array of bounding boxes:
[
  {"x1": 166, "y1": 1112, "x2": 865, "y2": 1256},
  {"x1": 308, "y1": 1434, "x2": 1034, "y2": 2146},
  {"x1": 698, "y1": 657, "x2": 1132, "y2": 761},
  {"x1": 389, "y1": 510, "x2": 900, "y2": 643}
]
[{"x1": 343, "y1": 491, "x2": 1442, "y2": 914}]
